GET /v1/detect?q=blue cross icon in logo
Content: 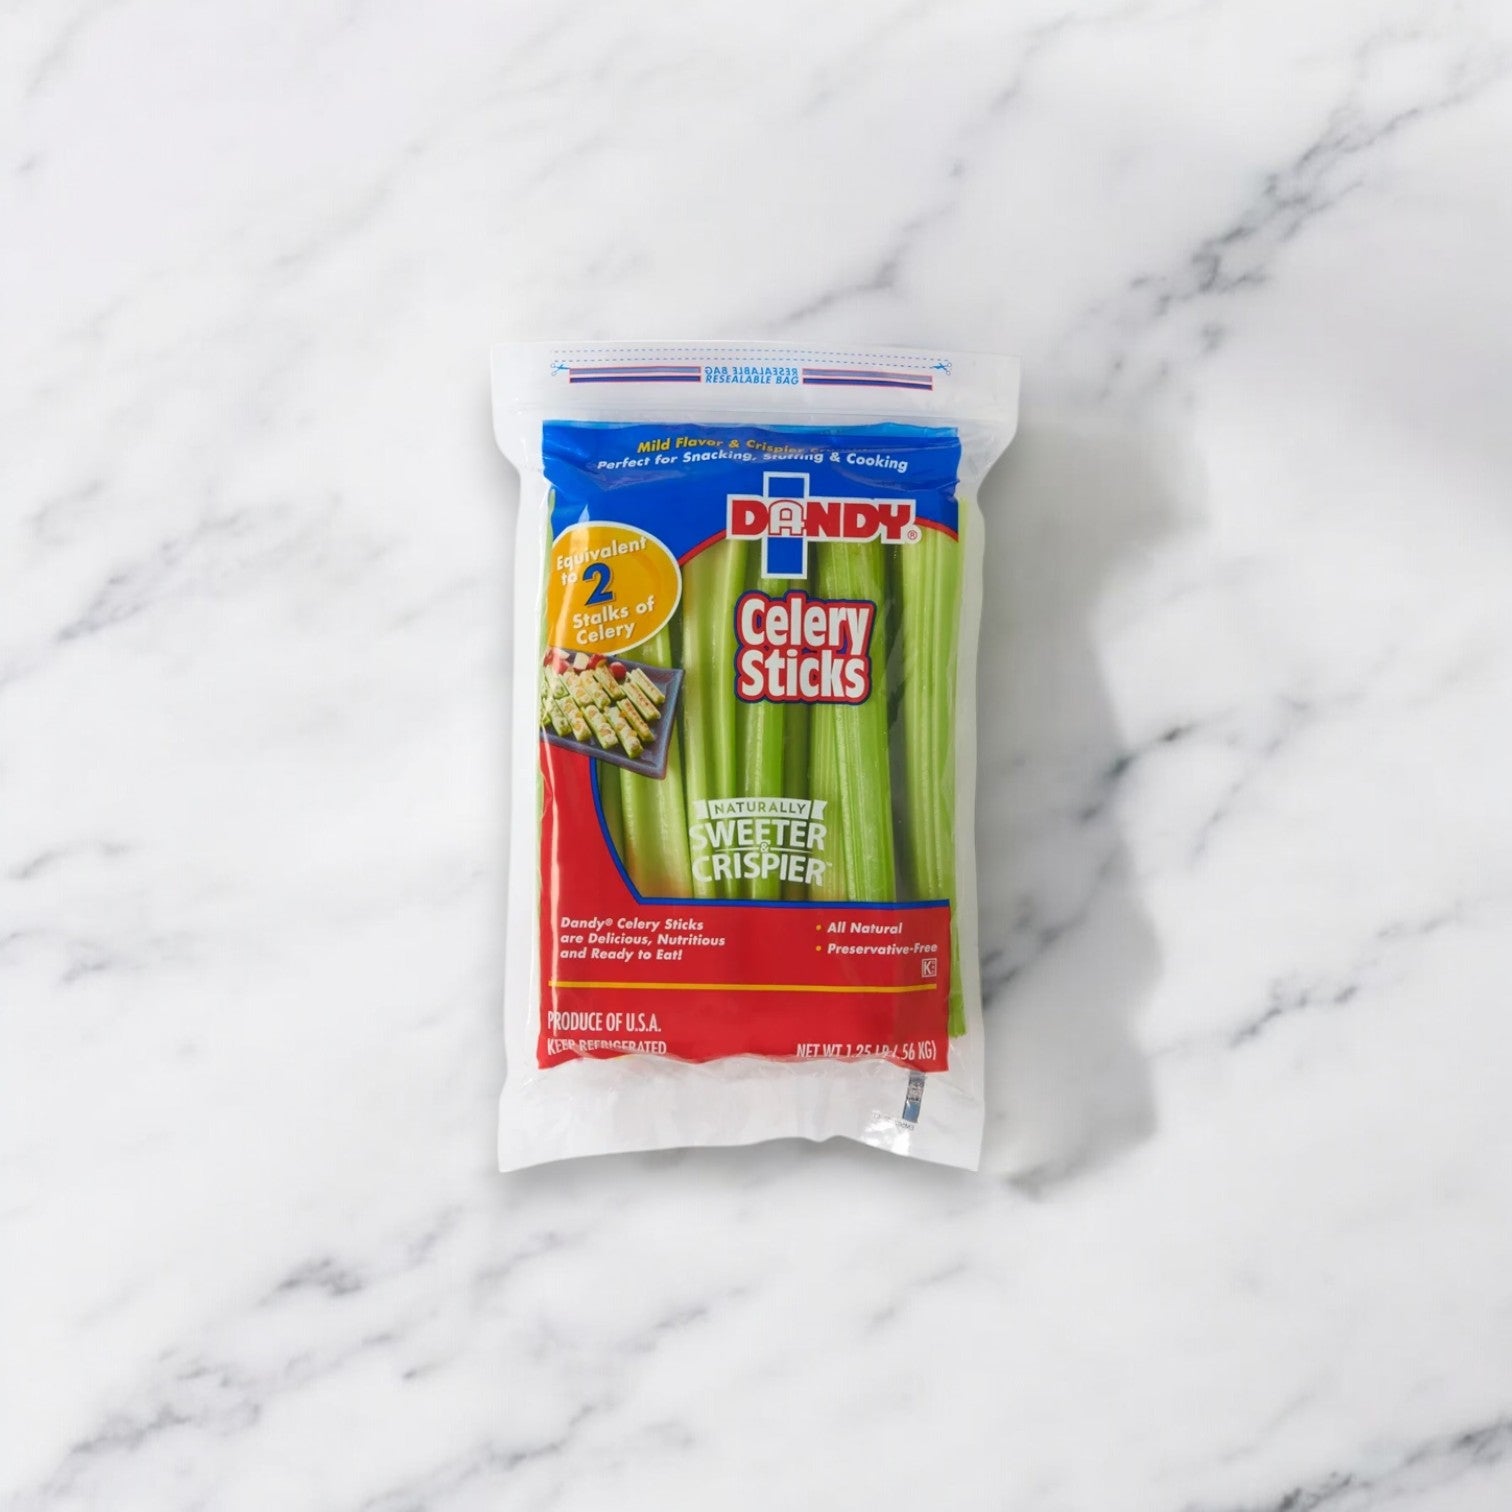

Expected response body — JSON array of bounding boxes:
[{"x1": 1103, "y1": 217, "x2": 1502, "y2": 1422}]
[{"x1": 761, "y1": 472, "x2": 810, "y2": 578}]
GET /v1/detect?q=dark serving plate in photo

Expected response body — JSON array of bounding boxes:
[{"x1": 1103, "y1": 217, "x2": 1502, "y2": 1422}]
[{"x1": 539, "y1": 650, "x2": 684, "y2": 779}]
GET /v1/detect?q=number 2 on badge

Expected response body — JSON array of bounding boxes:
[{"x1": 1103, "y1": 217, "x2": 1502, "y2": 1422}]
[{"x1": 582, "y1": 563, "x2": 614, "y2": 604}]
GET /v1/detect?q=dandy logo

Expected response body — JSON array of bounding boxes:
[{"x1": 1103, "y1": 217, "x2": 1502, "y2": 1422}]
[{"x1": 727, "y1": 472, "x2": 920, "y2": 578}]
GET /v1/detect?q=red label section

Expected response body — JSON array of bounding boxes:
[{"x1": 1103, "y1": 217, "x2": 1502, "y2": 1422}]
[{"x1": 538, "y1": 740, "x2": 950, "y2": 1070}]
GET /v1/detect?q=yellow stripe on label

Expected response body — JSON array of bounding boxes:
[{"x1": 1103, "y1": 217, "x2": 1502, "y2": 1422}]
[{"x1": 550, "y1": 980, "x2": 936, "y2": 994}]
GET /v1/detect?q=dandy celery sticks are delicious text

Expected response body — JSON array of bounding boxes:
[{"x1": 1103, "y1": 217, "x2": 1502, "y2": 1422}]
[{"x1": 494, "y1": 344, "x2": 1018, "y2": 1170}]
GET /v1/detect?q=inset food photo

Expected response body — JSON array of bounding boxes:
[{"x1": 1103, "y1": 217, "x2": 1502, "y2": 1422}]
[{"x1": 539, "y1": 646, "x2": 684, "y2": 778}]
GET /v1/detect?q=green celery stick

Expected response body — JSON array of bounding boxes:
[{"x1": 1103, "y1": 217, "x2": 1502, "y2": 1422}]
[
  {"x1": 679, "y1": 540, "x2": 744, "y2": 898},
  {"x1": 898, "y1": 516, "x2": 964, "y2": 1033},
  {"x1": 598, "y1": 764, "x2": 626, "y2": 857},
  {"x1": 809, "y1": 687, "x2": 842, "y2": 895},
  {"x1": 810, "y1": 542, "x2": 895, "y2": 902},
  {"x1": 618, "y1": 626, "x2": 693, "y2": 896},
  {"x1": 737, "y1": 546, "x2": 786, "y2": 899},
  {"x1": 781, "y1": 701, "x2": 810, "y2": 900}
]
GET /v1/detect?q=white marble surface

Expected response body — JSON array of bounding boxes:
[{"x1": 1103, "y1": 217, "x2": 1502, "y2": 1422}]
[{"x1": 5, "y1": 2, "x2": 1512, "y2": 1507}]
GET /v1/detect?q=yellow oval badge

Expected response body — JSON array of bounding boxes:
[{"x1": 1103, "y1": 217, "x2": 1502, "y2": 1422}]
[{"x1": 545, "y1": 522, "x2": 682, "y2": 656}]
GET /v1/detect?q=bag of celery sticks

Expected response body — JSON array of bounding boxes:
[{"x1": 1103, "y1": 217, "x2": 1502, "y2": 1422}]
[{"x1": 492, "y1": 343, "x2": 1019, "y2": 1170}]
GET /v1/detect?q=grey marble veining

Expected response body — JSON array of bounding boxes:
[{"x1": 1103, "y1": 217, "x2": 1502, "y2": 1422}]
[{"x1": 5, "y1": 2, "x2": 1512, "y2": 1508}]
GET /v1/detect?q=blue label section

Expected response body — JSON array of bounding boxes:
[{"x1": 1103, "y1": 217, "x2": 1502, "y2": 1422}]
[
  {"x1": 763, "y1": 536, "x2": 806, "y2": 578},
  {"x1": 543, "y1": 422, "x2": 961, "y2": 562}
]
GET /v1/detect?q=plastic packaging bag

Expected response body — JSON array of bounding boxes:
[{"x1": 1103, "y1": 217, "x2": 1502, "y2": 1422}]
[{"x1": 492, "y1": 342, "x2": 1019, "y2": 1170}]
